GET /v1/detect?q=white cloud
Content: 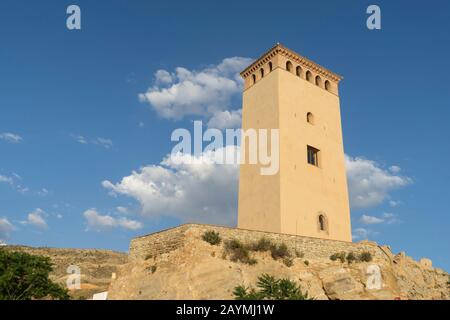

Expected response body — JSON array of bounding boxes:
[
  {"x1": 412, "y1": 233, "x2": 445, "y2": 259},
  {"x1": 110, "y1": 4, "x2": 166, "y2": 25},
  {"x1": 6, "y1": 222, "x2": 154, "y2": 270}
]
[
  {"x1": 93, "y1": 137, "x2": 113, "y2": 149},
  {"x1": 102, "y1": 146, "x2": 239, "y2": 226},
  {"x1": 23, "y1": 208, "x2": 48, "y2": 229},
  {"x1": 83, "y1": 208, "x2": 143, "y2": 231},
  {"x1": 352, "y1": 227, "x2": 379, "y2": 240},
  {"x1": 345, "y1": 156, "x2": 411, "y2": 209},
  {"x1": 389, "y1": 165, "x2": 401, "y2": 174},
  {"x1": 139, "y1": 57, "x2": 252, "y2": 121},
  {"x1": 0, "y1": 132, "x2": 23, "y2": 144},
  {"x1": 382, "y1": 212, "x2": 400, "y2": 224},
  {"x1": 360, "y1": 214, "x2": 384, "y2": 225},
  {"x1": 389, "y1": 200, "x2": 401, "y2": 207},
  {"x1": 72, "y1": 134, "x2": 88, "y2": 144},
  {"x1": 154, "y1": 70, "x2": 173, "y2": 85},
  {"x1": 102, "y1": 152, "x2": 408, "y2": 227},
  {"x1": 0, "y1": 175, "x2": 13, "y2": 185},
  {"x1": 71, "y1": 135, "x2": 113, "y2": 149},
  {"x1": 0, "y1": 217, "x2": 14, "y2": 241},
  {"x1": 116, "y1": 206, "x2": 129, "y2": 215},
  {"x1": 207, "y1": 109, "x2": 242, "y2": 129},
  {"x1": 0, "y1": 173, "x2": 31, "y2": 194}
]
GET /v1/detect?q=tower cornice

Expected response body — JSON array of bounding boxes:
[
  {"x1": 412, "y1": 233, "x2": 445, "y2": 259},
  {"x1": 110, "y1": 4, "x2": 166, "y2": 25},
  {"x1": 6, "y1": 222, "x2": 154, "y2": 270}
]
[{"x1": 240, "y1": 43, "x2": 343, "y2": 83}]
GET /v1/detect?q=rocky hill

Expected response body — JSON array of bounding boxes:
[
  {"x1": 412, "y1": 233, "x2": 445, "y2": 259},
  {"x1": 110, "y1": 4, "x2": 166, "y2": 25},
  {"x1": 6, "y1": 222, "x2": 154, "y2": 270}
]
[
  {"x1": 108, "y1": 224, "x2": 450, "y2": 300},
  {"x1": 3, "y1": 225, "x2": 449, "y2": 300},
  {"x1": 3, "y1": 246, "x2": 128, "y2": 299}
]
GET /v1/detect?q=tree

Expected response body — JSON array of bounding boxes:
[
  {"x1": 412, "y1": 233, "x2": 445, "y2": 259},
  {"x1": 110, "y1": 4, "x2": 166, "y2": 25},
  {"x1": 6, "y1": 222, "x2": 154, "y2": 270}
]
[
  {"x1": 233, "y1": 273, "x2": 313, "y2": 300},
  {"x1": 0, "y1": 250, "x2": 69, "y2": 300}
]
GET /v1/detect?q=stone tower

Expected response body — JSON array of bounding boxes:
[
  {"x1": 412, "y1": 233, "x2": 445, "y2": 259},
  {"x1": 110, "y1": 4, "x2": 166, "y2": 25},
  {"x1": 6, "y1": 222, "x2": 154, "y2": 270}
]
[{"x1": 237, "y1": 43, "x2": 352, "y2": 242}]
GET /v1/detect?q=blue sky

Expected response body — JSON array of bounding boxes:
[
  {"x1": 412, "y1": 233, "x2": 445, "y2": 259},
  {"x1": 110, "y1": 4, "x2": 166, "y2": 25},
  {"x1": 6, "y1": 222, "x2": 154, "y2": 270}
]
[{"x1": 1, "y1": 1, "x2": 449, "y2": 271}]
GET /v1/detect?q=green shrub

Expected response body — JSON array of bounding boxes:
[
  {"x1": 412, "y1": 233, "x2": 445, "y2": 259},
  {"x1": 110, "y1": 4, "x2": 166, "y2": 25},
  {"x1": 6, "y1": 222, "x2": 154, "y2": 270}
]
[
  {"x1": 224, "y1": 239, "x2": 256, "y2": 265},
  {"x1": 234, "y1": 274, "x2": 313, "y2": 300},
  {"x1": 202, "y1": 230, "x2": 221, "y2": 246},
  {"x1": 270, "y1": 243, "x2": 291, "y2": 260},
  {"x1": 0, "y1": 250, "x2": 69, "y2": 300},
  {"x1": 304, "y1": 260, "x2": 309, "y2": 266},
  {"x1": 251, "y1": 237, "x2": 273, "y2": 252},
  {"x1": 359, "y1": 251, "x2": 373, "y2": 262},
  {"x1": 144, "y1": 254, "x2": 153, "y2": 260},
  {"x1": 330, "y1": 252, "x2": 346, "y2": 263},
  {"x1": 283, "y1": 257, "x2": 293, "y2": 267},
  {"x1": 346, "y1": 252, "x2": 357, "y2": 264},
  {"x1": 295, "y1": 250, "x2": 305, "y2": 258}
]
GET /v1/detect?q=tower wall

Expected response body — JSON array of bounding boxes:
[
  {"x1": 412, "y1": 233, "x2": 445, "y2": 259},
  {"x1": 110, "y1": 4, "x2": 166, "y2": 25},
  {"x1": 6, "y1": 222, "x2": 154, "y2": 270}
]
[
  {"x1": 237, "y1": 68, "x2": 281, "y2": 233},
  {"x1": 278, "y1": 67, "x2": 352, "y2": 241},
  {"x1": 237, "y1": 44, "x2": 352, "y2": 242}
]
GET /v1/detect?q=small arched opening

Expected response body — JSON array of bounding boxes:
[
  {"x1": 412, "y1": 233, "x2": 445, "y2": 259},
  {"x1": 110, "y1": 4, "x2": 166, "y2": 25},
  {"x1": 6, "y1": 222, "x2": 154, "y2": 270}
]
[
  {"x1": 268, "y1": 61, "x2": 273, "y2": 72},
  {"x1": 296, "y1": 66, "x2": 302, "y2": 77},
  {"x1": 252, "y1": 74, "x2": 256, "y2": 84},
  {"x1": 325, "y1": 80, "x2": 331, "y2": 91},
  {"x1": 315, "y1": 75, "x2": 322, "y2": 87},
  {"x1": 306, "y1": 71, "x2": 312, "y2": 82},
  {"x1": 286, "y1": 61, "x2": 293, "y2": 72},
  {"x1": 318, "y1": 214, "x2": 327, "y2": 232},
  {"x1": 307, "y1": 112, "x2": 314, "y2": 124},
  {"x1": 260, "y1": 68, "x2": 265, "y2": 78}
]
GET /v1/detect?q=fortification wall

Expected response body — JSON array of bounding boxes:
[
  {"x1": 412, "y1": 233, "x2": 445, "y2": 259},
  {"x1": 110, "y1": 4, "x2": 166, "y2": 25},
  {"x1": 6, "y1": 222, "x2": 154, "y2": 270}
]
[{"x1": 129, "y1": 224, "x2": 388, "y2": 262}]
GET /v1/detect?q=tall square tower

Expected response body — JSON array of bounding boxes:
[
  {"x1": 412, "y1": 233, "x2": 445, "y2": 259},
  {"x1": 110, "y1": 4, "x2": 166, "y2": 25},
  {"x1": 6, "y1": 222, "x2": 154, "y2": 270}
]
[{"x1": 237, "y1": 44, "x2": 352, "y2": 242}]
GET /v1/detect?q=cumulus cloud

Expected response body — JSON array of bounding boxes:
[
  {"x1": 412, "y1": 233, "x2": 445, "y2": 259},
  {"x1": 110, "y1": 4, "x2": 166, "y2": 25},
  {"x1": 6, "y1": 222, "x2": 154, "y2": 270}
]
[
  {"x1": 360, "y1": 214, "x2": 384, "y2": 225},
  {"x1": 0, "y1": 217, "x2": 14, "y2": 242},
  {"x1": 139, "y1": 57, "x2": 252, "y2": 123},
  {"x1": 83, "y1": 208, "x2": 143, "y2": 232},
  {"x1": 353, "y1": 228, "x2": 373, "y2": 240},
  {"x1": 389, "y1": 165, "x2": 401, "y2": 174},
  {"x1": 102, "y1": 152, "x2": 409, "y2": 227},
  {"x1": 345, "y1": 156, "x2": 411, "y2": 209},
  {"x1": 382, "y1": 212, "x2": 400, "y2": 224},
  {"x1": 207, "y1": 109, "x2": 242, "y2": 129},
  {"x1": 22, "y1": 208, "x2": 48, "y2": 229},
  {"x1": 0, "y1": 132, "x2": 23, "y2": 144},
  {"x1": 102, "y1": 146, "x2": 239, "y2": 226}
]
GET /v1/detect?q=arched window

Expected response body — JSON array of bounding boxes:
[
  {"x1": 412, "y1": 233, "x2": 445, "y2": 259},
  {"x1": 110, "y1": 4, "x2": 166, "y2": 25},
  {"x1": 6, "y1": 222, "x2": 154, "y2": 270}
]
[
  {"x1": 325, "y1": 80, "x2": 331, "y2": 91},
  {"x1": 318, "y1": 214, "x2": 326, "y2": 231},
  {"x1": 307, "y1": 112, "x2": 314, "y2": 124},
  {"x1": 296, "y1": 66, "x2": 302, "y2": 77},
  {"x1": 268, "y1": 62, "x2": 273, "y2": 72},
  {"x1": 260, "y1": 68, "x2": 264, "y2": 78},
  {"x1": 306, "y1": 71, "x2": 312, "y2": 82},
  {"x1": 315, "y1": 75, "x2": 322, "y2": 87},
  {"x1": 286, "y1": 61, "x2": 293, "y2": 72},
  {"x1": 252, "y1": 74, "x2": 256, "y2": 84}
]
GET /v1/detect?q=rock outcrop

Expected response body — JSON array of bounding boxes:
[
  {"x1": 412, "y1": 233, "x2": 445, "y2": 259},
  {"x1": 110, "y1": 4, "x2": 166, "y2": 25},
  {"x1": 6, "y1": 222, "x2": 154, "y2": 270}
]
[{"x1": 108, "y1": 224, "x2": 450, "y2": 300}]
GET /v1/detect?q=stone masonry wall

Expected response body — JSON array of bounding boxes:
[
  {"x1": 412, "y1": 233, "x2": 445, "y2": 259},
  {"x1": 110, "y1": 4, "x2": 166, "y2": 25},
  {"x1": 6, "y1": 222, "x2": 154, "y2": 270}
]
[{"x1": 129, "y1": 224, "x2": 389, "y2": 262}]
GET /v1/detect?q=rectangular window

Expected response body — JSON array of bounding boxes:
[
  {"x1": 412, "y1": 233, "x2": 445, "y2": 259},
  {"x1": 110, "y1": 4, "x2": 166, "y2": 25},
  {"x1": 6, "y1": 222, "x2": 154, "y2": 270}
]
[{"x1": 307, "y1": 145, "x2": 320, "y2": 167}]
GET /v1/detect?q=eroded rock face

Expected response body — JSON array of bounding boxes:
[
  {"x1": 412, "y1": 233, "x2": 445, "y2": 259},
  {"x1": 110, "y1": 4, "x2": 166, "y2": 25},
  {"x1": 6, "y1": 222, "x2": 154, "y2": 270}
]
[{"x1": 108, "y1": 224, "x2": 450, "y2": 300}]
